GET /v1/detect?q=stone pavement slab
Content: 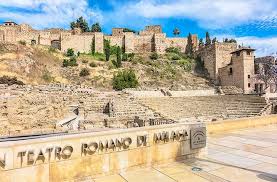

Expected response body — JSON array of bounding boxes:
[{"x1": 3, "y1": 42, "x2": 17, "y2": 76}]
[
  {"x1": 94, "y1": 174, "x2": 126, "y2": 182},
  {"x1": 120, "y1": 168, "x2": 176, "y2": 182},
  {"x1": 94, "y1": 125, "x2": 277, "y2": 182}
]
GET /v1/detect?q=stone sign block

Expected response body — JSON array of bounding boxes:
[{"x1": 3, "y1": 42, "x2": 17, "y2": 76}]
[{"x1": 190, "y1": 127, "x2": 206, "y2": 149}]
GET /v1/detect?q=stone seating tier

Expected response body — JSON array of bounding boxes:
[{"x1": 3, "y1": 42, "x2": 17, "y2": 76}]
[{"x1": 138, "y1": 95, "x2": 267, "y2": 121}]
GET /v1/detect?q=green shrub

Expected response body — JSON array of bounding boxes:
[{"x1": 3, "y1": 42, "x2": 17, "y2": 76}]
[
  {"x1": 127, "y1": 53, "x2": 135, "y2": 61},
  {"x1": 82, "y1": 60, "x2": 88, "y2": 63},
  {"x1": 0, "y1": 76, "x2": 24, "y2": 85},
  {"x1": 48, "y1": 47, "x2": 57, "y2": 53},
  {"x1": 122, "y1": 53, "x2": 128, "y2": 62},
  {"x1": 110, "y1": 45, "x2": 118, "y2": 55},
  {"x1": 79, "y1": 68, "x2": 90, "y2": 77},
  {"x1": 165, "y1": 47, "x2": 180, "y2": 54},
  {"x1": 18, "y1": 40, "x2": 26, "y2": 46},
  {"x1": 66, "y1": 48, "x2": 75, "y2": 57},
  {"x1": 178, "y1": 59, "x2": 193, "y2": 72},
  {"x1": 42, "y1": 70, "x2": 54, "y2": 82},
  {"x1": 171, "y1": 54, "x2": 181, "y2": 60},
  {"x1": 149, "y1": 52, "x2": 158, "y2": 60},
  {"x1": 89, "y1": 62, "x2": 97, "y2": 67},
  {"x1": 112, "y1": 70, "x2": 138, "y2": 90},
  {"x1": 62, "y1": 57, "x2": 78, "y2": 67}
]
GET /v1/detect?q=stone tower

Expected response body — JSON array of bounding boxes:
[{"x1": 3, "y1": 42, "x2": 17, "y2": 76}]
[{"x1": 219, "y1": 47, "x2": 256, "y2": 94}]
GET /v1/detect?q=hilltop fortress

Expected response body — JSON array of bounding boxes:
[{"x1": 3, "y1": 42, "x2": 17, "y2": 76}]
[
  {"x1": 0, "y1": 21, "x2": 197, "y2": 54},
  {"x1": 0, "y1": 21, "x2": 275, "y2": 95}
]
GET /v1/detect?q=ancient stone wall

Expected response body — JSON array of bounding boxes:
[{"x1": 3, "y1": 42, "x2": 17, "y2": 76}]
[
  {"x1": 112, "y1": 28, "x2": 124, "y2": 36},
  {"x1": 134, "y1": 35, "x2": 154, "y2": 53},
  {"x1": 105, "y1": 35, "x2": 124, "y2": 47},
  {"x1": 198, "y1": 42, "x2": 237, "y2": 81},
  {"x1": 165, "y1": 37, "x2": 188, "y2": 53},
  {"x1": 139, "y1": 25, "x2": 162, "y2": 35},
  {"x1": 0, "y1": 23, "x2": 192, "y2": 54}
]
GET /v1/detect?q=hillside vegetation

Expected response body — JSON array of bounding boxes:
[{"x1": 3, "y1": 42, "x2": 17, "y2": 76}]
[{"x1": 0, "y1": 43, "x2": 211, "y2": 90}]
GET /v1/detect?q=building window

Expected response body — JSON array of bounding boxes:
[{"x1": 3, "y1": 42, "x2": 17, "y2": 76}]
[
  {"x1": 254, "y1": 64, "x2": 259, "y2": 74},
  {"x1": 247, "y1": 51, "x2": 251, "y2": 55},
  {"x1": 248, "y1": 83, "x2": 251, "y2": 88},
  {"x1": 229, "y1": 68, "x2": 233, "y2": 75},
  {"x1": 248, "y1": 75, "x2": 250, "y2": 78},
  {"x1": 236, "y1": 52, "x2": 240, "y2": 56}
]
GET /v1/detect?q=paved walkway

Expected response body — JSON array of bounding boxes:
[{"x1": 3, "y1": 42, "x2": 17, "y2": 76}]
[{"x1": 93, "y1": 124, "x2": 277, "y2": 182}]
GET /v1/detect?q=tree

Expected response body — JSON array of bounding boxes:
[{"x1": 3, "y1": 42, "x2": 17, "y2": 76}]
[
  {"x1": 123, "y1": 28, "x2": 136, "y2": 33},
  {"x1": 66, "y1": 48, "x2": 75, "y2": 57},
  {"x1": 104, "y1": 39, "x2": 111, "y2": 62},
  {"x1": 199, "y1": 38, "x2": 204, "y2": 47},
  {"x1": 112, "y1": 70, "x2": 139, "y2": 90},
  {"x1": 205, "y1": 32, "x2": 211, "y2": 45},
  {"x1": 70, "y1": 16, "x2": 89, "y2": 32},
  {"x1": 212, "y1": 37, "x2": 217, "y2": 44},
  {"x1": 116, "y1": 46, "x2": 122, "y2": 68},
  {"x1": 173, "y1": 28, "x2": 180, "y2": 37},
  {"x1": 91, "y1": 23, "x2": 102, "y2": 32},
  {"x1": 91, "y1": 37, "x2": 95, "y2": 55},
  {"x1": 149, "y1": 52, "x2": 158, "y2": 60},
  {"x1": 185, "y1": 33, "x2": 193, "y2": 56},
  {"x1": 255, "y1": 61, "x2": 277, "y2": 89}
]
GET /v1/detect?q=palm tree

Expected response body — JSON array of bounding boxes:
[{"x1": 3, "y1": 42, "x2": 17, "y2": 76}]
[{"x1": 173, "y1": 28, "x2": 180, "y2": 37}]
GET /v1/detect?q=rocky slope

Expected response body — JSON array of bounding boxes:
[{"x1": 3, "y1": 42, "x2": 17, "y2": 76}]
[{"x1": 0, "y1": 43, "x2": 211, "y2": 90}]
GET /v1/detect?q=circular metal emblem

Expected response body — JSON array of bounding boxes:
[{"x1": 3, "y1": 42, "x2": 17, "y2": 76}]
[{"x1": 191, "y1": 167, "x2": 202, "y2": 172}]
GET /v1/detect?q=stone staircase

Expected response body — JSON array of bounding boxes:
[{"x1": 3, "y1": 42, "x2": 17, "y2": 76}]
[{"x1": 138, "y1": 95, "x2": 268, "y2": 122}]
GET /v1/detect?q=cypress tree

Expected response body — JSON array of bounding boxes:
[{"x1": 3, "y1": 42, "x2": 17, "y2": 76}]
[
  {"x1": 205, "y1": 32, "x2": 211, "y2": 45},
  {"x1": 116, "y1": 46, "x2": 122, "y2": 68},
  {"x1": 104, "y1": 39, "x2": 110, "y2": 62},
  {"x1": 91, "y1": 37, "x2": 95, "y2": 55},
  {"x1": 185, "y1": 33, "x2": 193, "y2": 56}
]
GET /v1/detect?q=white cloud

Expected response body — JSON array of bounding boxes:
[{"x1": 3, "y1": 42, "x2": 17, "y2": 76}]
[
  {"x1": 0, "y1": 0, "x2": 103, "y2": 29},
  {"x1": 125, "y1": 0, "x2": 277, "y2": 29}
]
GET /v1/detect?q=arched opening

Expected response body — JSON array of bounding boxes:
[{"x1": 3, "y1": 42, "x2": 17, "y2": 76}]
[
  {"x1": 51, "y1": 40, "x2": 61, "y2": 50},
  {"x1": 31, "y1": 40, "x2": 36, "y2": 45}
]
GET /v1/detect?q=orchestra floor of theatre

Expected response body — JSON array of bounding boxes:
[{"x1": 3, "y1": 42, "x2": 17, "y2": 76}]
[{"x1": 90, "y1": 124, "x2": 277, "y2": 182}]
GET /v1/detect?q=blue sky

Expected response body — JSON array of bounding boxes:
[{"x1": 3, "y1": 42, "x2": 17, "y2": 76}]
[{"x1": 0, "y1": 0, "x2": 277, "y2": 56}]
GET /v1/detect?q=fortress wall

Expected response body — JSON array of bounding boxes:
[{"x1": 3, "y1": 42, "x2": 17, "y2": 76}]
[
  {"x1": 94, "y1": 32, "x2": 104, "y2": 53},
  {"x1": 0, "y1": 26, "x2": 18, "y2": 42},
  {"x1": 0, "y1": 123, "x2": 206, "y2": 182},
  {"x1": 16, "y1": 31, "x2": 39, "y2": 44},
  {"x1": 49, "y1": 33, "x2": 60, "y2": 41},
  {"x1": 199, "y1": 44, "x2": 217, "y2": 80},
  {"x1": 215, "y1": 43, "x2": 237, "y2": 74},
  {"x1": 61, "y1": 34, "x2": 95, "y2": 53},
  {"x1": 198, "y1": 43, "x2": 236, "y2": 81},
  {"x1": 124, "y1": 32, "x2": 135, "y2": 53},
  {"x1": 105, "y1": 35, "x2": 124, "y2": 47},
  {"x1": 39, "y1": 32, "x2": 51, "y2": 46},
  {"x1": 133, "y1": 35, "x2": 153, "y2": 53},
  {"x1": 165, "y1": 37, "x2": 188, "y2": 52},
  {"x1": 154, "y1": 33, "x2": 167, "y2": 53}
]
